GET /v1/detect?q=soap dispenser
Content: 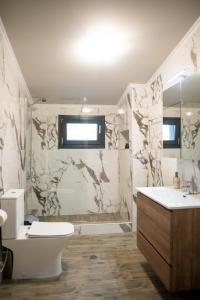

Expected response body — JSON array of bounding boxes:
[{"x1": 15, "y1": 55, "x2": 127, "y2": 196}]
[{"x1": 173, "y1": 172, "x2": 180, "y2": 189}]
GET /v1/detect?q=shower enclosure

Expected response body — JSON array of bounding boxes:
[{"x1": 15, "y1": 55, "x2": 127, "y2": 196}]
[{"x1": 26, "y1": 100, "x2": 132, "y2": 225}]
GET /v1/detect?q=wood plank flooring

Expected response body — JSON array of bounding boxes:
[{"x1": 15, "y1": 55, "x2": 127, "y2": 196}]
[
  {"x1": 39, "y1": 212, "x2": 128, "y2": 223},
  {"x1": 0, "y1": 233, "x2": 200, "y2": 300}
]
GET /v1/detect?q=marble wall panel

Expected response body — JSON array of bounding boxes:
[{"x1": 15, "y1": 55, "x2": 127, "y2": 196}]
[
  {"x1": 118, "y1": 84, "x2": 148, "y2": 223},
  {"x1": 119, "y1": 150, "x2": 132, "y2": 220},
  {"x1": 31, "y1": 105, "x2": 119, "y2": 151},
  {"x1": 30, "y1": 149, "x2": 119, "y2": 216},
  {"x1": 148, "y1": 118, "x2": 163, "y2": 186},
  {"x1": 0, "y1": 21, "x2": 31, "y2": 199},
  {"x1": 30, "y1": 104, "x2": 120, "y2": 216}
]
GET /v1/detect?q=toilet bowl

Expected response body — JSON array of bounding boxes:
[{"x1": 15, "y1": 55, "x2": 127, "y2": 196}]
[{"x1": 0, "y1": 189, "x2": 74, "y2": 280}]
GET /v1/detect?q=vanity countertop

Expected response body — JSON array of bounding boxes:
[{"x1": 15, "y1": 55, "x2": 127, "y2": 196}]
[{"x1": 137, "y1": 186, "x2": 200, "y2": 209}]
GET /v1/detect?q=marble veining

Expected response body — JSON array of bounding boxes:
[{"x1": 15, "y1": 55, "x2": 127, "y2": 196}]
[
  {"x1": 182, "y1": 112, "x2": 200, "y2": 152},
  {"x1": 0, "y1": 24, "x2": 30, "y2": 195},
  {"x1": 150, "y1": 74, "x2": 163, "y2": 106},
  {"x1": 30, "y1": 105, "x2": 120, "y2": 217},
  {"x1": 105, "y1": 114, "x2": 119, "y2": 149},
  {"x1": 31, "y1": 150, "x2": 119, "y2": 216}
]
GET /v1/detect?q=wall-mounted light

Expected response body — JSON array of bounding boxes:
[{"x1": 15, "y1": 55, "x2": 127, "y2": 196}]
[
  {"x1": 81, "y1": 96, "x2": 93, "y2": 113},
  {"x1": 185, "y1": 111, "x2": 193, "y2": 117},
  {"x1": 82, "y1": 106, "x2": 93, "y2": 113},
  {"x1": 167, "y1": 69, "x2": 187, "y2": 83},
  {"x1": 118, "y1": 108, "x2": 125, "y2": 114}
]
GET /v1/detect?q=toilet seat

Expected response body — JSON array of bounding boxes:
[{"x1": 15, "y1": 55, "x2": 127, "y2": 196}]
[{"x1": 28, "y1": 221, "x2": 74, "y2": 238}]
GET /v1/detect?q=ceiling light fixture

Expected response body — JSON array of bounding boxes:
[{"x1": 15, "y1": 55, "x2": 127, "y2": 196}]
[{"x1": 72, "y1": 23, "x2": 131, "y2": 66}]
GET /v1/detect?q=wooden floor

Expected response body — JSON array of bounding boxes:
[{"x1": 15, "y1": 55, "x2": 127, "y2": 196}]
[
  {"x1": 0, "y1": 233, "x2": 200, "y2": 300},
  {"x1": 39, "y1": 212, "x2": 128, "y2": 223}
]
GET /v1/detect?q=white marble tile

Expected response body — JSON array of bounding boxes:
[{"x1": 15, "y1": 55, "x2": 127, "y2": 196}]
[
  {"x1": 31, "y1": 113, "x2": 120, "y2": 216},
  {"x1": 119, "y1": 150, "x2": 132, "y2": 219},
  {"x1": 0, "y1": 24, "x2": 30, "y2": 196}
]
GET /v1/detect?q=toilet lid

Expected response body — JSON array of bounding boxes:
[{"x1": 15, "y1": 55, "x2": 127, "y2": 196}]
[{"x1": 28, "y1": 221, "x2": 74, "y2": 238}]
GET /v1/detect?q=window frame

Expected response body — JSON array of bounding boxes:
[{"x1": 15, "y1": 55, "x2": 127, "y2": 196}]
[
  {"x1": 58, "y1": 115, "x2": 105, "y2": 149},
  {"x1": 163, "y1": 117, "x2": 181, "y2": 149}
]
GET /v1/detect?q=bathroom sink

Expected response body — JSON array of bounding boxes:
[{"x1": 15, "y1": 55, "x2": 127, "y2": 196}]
[{"x1": 136, "y1": 186, "x2": 200, "y2": 209}]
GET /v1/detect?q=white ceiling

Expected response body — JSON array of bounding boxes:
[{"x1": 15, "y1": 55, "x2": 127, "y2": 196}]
[{"x1": 0, "y1": 0, "x2": 200, "y2": 104}]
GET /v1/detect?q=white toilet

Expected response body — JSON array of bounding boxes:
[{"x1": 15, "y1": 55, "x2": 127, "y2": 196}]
[{"x1": 0, "y1": 189, "x2": 74, "y2": 280}]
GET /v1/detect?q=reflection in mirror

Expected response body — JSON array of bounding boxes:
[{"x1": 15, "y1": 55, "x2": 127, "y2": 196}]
[
  {"x1": 181, "y1": 73, "x2": 200, "y2": 160},
  {"x1": 163, "y1": 81, "x2": 181, "y2": 158},
  {"x1": 163, "y1": 103, "x2": 181, "y2": 158},
  {"x1": 162, "y1": 72, "x2": 200, "y2": 160},
  {"x1": 163, "y1": 117, "x2": 180, "y2": 148}
]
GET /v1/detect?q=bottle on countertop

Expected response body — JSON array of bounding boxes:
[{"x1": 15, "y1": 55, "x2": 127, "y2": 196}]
[{"x1": 173, "y1": 171, "x2": 180, "y2": 189}]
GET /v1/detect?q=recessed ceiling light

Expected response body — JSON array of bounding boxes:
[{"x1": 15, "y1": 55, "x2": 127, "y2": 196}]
[{"x1": 72, "y1": 23, "x2": 131, "y2": 66}]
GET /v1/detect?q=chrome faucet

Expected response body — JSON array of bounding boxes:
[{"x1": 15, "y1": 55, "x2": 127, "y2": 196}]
[{"x1": 182, "y1": 180, "x2": 199, "y2": 197}]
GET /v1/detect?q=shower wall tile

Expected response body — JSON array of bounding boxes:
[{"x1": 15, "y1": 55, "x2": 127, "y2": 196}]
[
  {"x1": 31, "y1": 104, "x2": 119, "y2": 151},
  {"x1": 30, "y1": 104, "x2": 120, "y2": 216},
  {"x1": 119, "y1": 150, "x2": 132, "y2": 220},
  {"x1": 31, "y1": 149, "x2": 119, "y2": 216}
]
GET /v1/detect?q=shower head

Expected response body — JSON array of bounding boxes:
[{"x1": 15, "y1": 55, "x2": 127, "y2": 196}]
[{"x1": 28, "y1": 97, "x2": 47, "y2": 107}]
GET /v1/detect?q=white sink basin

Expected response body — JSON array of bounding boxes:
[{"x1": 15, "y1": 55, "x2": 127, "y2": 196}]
[{"x1": 137, "y1": 186, "x2": 200, "y2": 209}]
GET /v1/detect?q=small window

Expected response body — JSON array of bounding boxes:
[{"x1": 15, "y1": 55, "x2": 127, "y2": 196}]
[
  {"x1": 163, "y1": 117, "x2": 181, "y2": 148},
  {"x1": 58, "y1": 115, "x2": 105, "y2": 149}
]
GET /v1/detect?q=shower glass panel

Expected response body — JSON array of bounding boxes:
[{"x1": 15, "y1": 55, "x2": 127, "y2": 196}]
[{"x1": 29, "y1": 105, "x2": 129, "y2": 225}]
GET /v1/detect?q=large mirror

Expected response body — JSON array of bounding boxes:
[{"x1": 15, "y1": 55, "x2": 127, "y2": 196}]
[{"x1": 163, "y1": 73, "x2": 200, "y2": 160}]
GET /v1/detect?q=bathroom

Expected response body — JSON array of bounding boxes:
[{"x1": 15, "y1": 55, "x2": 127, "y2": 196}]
[{"x1": 0, "y1": 0, "x2": 200, "y2": 299}]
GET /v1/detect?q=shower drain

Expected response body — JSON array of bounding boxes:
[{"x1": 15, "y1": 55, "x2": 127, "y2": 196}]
[{"x1": 89, "y1": 255, "x2": 98, "y2": 260}]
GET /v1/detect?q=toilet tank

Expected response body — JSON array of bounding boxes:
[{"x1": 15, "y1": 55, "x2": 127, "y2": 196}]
[{"x1": 0, "y1": 189, "x2": 24, "y2": 239}]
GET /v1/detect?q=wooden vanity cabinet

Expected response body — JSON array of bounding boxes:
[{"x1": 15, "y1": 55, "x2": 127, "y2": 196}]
[{"x1": 137, "y1": 192, "x2": 200, "y2": 292}]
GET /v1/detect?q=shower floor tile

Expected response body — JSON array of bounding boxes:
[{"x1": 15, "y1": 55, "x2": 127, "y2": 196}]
[
  {"x1": 74, "y1": 222, "x2": 132, "y2": 235},
  {"x1": 39, "y1": 212, "x2": 128, "y2": 223}
]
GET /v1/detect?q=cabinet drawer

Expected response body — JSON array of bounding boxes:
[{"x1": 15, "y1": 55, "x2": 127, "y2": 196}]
[
  {"x1": 137, "y1": 231, "x2": 171, "y2": 291},
  {"x1": 137, "y1": 193, "x2": 172, "y2": 264}
]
